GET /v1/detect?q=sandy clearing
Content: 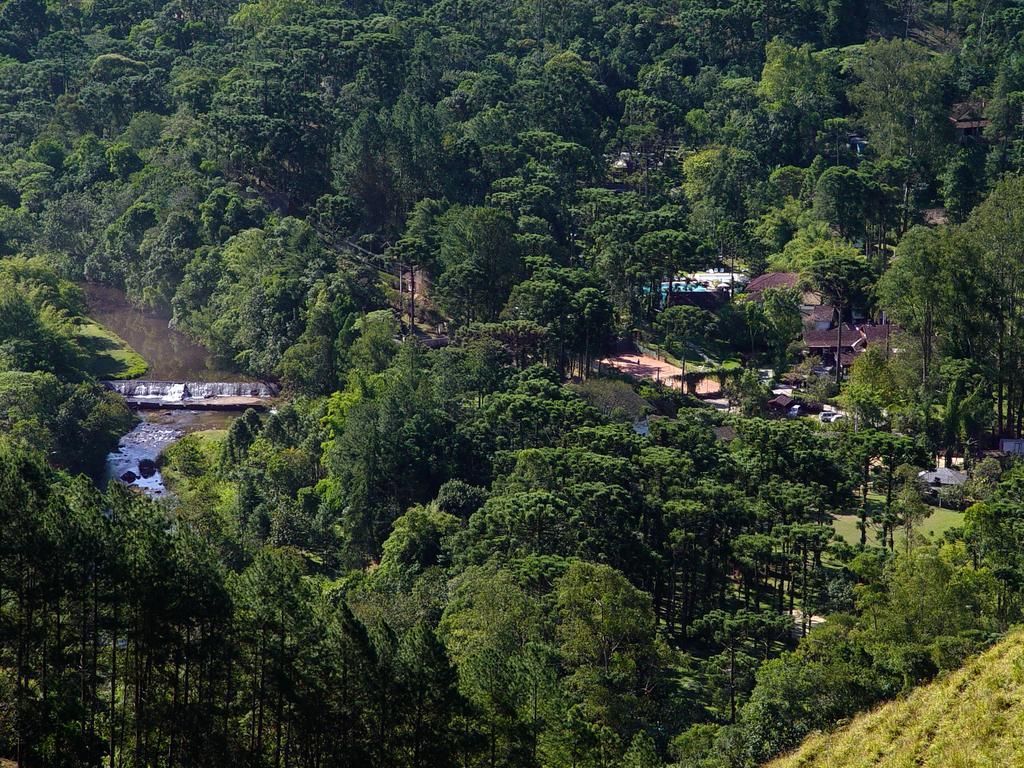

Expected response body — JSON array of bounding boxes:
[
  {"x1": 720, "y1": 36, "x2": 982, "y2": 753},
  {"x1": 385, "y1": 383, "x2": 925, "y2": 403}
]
[{"x1": 598, "y1": 353, "x2": 725, "y2": 396}]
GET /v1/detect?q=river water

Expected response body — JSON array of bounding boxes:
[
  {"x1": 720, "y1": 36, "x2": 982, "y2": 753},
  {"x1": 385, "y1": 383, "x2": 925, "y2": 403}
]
[
  {"x1": 107, "y1": 411, "x2": 235, "y2": 496},
  {"x1": 82, "y1": 284, "x2": 243, "y2": 381},
  {"x1": 84, "y1": 285, "x2": 243, "y2": 495}
]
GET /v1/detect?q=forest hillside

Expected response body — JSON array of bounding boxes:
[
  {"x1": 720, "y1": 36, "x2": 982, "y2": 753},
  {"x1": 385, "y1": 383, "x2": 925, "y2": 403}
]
[{"x1": 6, "y1": 0, "x2": 1024, "y2": 766}]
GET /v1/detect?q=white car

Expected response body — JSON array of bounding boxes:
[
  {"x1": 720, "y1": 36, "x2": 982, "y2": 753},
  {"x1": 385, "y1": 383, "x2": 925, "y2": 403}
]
[{"x1": 820, "y1": 411, "x2": 847, "y2": 424}]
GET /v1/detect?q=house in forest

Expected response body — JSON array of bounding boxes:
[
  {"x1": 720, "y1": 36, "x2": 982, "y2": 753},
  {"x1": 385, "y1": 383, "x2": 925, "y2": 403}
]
[
  {"x1": 802, "y1": 324, "x2": 862, "y2": 371},
  {"x1": 859, "y1": 323, "x2": 897, "y2": 355},
  {"x1": 918, "y1": 467, "x2": 967, "y2": 489},
  {"x1": 801, "y1": 322, "x2": 900, "y2": 374},
  {"x1": 767, "y1": 393, "x2": 798, "y2": 418},
  {"x1": 745, "y1": 271, "x2": 800, "y2": 299},
  {"x1": 805, "y1": 304, "x2": 834, "y2": 331},
  {"x1": 950, "y1": 101, "x2": 990, "y2": 143},
  {"x1": 744, "y1": 271, "x2": 823, "y2": 310}
]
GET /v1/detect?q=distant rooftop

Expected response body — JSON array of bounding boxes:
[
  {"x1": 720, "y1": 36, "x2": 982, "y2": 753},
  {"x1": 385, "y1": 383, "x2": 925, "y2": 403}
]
[
  {"x1": 746, "y1": 272, "x2": 800, "y2": 295},
  {"x1": 805, "y1": 305, "x2": 834, "y2": 323},
  {"x1": 803, "y1": 324, "x2": 862, "y2": 349},
  {"x1": 803, "y1": 323, "x2": 901, "y2": 350},
  {"x1": 950, "y1": 101, "x2": 989, "y2": 130},
  {"x1": 918, "y1": 467, "x2": 967, "y2": 486}
]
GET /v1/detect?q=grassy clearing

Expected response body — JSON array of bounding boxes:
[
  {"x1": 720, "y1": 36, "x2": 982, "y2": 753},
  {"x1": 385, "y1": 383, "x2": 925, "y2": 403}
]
[
  {"x1": 161, "y1": 429, "x2": 227, "y2": 473},
  {"x1": 76, "y1": 319, "x2": 148, "y2": 379},
  {"x1": 688, "y1": 355, "x2": 744, "y2": 374},
  {"x1": 192, "y1": 428, "x2": 228, "y2": 450},
  {"x1": 831, "y1": 506, "x2": 964, "y2": 548},
  {"x1": 767, "y1": 629, "x2": 1024, "y2": 767},
  {"x1": 640, "y1": 339, "x2": 743, "y2": 374},
  {"x1": 159, "y1": 429, "x2": 229, "y2": 497}
]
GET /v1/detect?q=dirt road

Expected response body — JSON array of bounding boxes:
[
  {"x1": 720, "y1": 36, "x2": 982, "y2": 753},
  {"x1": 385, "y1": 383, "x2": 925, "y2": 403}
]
[
  {"x1": 599, "y1": 353, "x2": 723, "y2": 395},
  {"x1": 600, "y1": 353, "x2": 683, "y2": 388}
]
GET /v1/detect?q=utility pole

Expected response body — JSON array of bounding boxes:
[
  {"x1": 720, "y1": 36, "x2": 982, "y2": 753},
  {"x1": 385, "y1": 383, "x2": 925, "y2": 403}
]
[
  {"x1": 409, "y1": 265, "x2": 416, "y2": 333},
  {"x1": 397, "y1": 262, "x2": 405, "y2": 336},
  {"x1": 835, "y1": 301, "x2": 844, "y2": 386}
]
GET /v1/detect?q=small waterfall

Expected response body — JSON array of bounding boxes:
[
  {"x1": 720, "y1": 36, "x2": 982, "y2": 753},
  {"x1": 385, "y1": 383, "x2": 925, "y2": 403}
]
[
  {"x1": 163, "y1": 383, "x2": 188, "y2": 403},
  {"x1": 104, "y1": 380, "x2": 279, "y2": 402}
]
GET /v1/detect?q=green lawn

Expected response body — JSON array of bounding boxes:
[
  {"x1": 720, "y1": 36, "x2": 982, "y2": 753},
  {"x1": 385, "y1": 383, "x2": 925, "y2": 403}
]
[
  {"x1": 75, "y1": 319, "x2": 148, "y2": 380},
  {"x1": 688, "y1": 352, "x2": 743, "y2": 374},
  {"x1": 641, "y1": 339, "x2": 743, "y2": 373},
  {"x1": 831, "y1": 505, "x2": 965, "y2": 548},
  {"x1": 192, "y1": 428, "x2": 228, "y2": 451}
]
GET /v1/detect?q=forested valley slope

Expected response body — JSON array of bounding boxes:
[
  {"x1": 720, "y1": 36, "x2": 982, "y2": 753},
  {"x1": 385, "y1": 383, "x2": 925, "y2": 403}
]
[{"x1": 4, "y1": 0, "x2": 1024, "y2": 767}]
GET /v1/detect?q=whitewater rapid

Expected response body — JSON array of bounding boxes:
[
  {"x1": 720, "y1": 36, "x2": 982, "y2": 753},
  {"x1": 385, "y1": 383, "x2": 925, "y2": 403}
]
[{"x1": 103, "y1": 380, "x2": 279, "y2": 403}]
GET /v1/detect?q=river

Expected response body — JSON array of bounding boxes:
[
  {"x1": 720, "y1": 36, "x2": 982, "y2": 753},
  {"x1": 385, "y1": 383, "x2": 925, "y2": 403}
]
[
  {"x1": 83, "y1": 284, "x2": 244, "y2": 381},
  {"x1": 84, "y1": 285, "x2": 245, "y2": 496},
  {"x1": 107, "y1": 411, "x2": 236, "y2": 496}
]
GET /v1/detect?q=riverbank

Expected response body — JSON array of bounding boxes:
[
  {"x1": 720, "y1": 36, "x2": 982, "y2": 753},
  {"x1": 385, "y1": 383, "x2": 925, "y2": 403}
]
[
  {"x1": 105, "y1": 410, "x2": 237, "y2": 495},
  {"x1": 75, "y1": 317, "x2": 148, "y2": 379},
  {"x1": 82, "y1": 283, "x2": 243, "y2": 381},
  {"x1": 82, "y1": 283, "x2": 259, "y2": 496}
]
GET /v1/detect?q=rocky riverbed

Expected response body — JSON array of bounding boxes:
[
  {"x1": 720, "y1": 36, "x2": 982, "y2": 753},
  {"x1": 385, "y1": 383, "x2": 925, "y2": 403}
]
[
  {"x1": 104, "y1": 410, "x2": 235, "y2": 496},
  {"x1": 85, "y1": 285, "x2": 252, "y2": 497}
]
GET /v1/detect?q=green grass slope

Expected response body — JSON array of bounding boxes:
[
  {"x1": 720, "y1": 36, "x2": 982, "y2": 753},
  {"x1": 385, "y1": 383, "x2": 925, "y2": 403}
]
[
  {"x1": 767, "y1": 630, "x2": 1024, "y2": 768},
  {"x1": 75, "y1": 319, "x2": 148, "y2": 379},
  {"x1": 830, "y1": 508, "x2": 964, "y2": 548}
]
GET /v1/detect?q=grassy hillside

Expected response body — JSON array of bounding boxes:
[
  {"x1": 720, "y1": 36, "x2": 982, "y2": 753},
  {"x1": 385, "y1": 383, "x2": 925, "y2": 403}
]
[
  {"x1": 767, "y1": 630, "x2": 1024, "y2": 768},
  {"x1": 75, "y1": 319, "x2": 148, "y2": 380},
  {"x1": 830, "y1": 508, "x2": 964, "y2": 548}
]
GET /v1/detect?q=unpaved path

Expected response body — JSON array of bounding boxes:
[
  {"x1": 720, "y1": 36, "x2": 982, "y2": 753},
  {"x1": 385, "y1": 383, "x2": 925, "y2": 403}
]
[
  {"x1": 600, "y1": 353, "x2": 684, "y2": 388},
  {"x1": 599, "y1": 353, "x2": 722, "y2": 395}
]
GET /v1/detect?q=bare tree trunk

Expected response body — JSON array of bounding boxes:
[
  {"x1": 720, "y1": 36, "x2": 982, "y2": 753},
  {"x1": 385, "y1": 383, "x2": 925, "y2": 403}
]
[
  {"x1": 835, "y1": 301, "x2": 844, "y2": 385},
  {"x1": 998, "y1": 322, "x2": 1005, "y2": 436},
  {"x1": 409, "y1": 265, "x2": 416, "y2": 331},
  {"x1": 110, "y1": 603, "x2": 118, "y2": 768}
]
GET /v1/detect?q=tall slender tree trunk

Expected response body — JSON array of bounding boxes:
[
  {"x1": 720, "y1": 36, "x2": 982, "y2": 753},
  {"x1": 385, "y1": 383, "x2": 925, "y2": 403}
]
[
  {"x1": 860, "y1": 456, "x2": 869, "y2": 548},
  {"x1": 110, "y1": 602, "x2": 118, "y2": 768},
  {"x1": 835, "y1": 301, "x2": 844, "y2": 385},
  {"x1": 997, "y1": 322, "x2": 1005, "y2": 436}
]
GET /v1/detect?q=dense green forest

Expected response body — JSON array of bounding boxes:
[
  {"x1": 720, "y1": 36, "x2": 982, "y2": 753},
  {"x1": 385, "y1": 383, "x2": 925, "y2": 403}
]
[{"x1": 5, "y1": 0, "x2": 1024, "y2": 766}]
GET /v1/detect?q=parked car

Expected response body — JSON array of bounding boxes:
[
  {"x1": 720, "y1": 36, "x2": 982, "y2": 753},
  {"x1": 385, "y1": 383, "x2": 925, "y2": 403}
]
[{"x1": 820, "y1": 411, "x2": 847, "y2": 424}]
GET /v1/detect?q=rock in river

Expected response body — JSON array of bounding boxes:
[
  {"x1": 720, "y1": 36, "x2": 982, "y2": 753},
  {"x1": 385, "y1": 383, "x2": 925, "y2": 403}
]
[
  {"x1": 121, "y1": 471, "x2": 138, "y2": 484},
  {"x1": 138, "y1": 458, "x2": 158, "y2": 478}
]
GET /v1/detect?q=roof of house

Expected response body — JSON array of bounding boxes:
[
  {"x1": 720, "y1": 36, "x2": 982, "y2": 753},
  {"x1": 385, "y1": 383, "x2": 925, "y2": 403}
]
[
  {"x1": 804, "y1": 305, "x2": 835, "y2": 324},
  {"x1": 746, "y1": 272, "x2": 800, "y2": 296},
  {"x1": 803, "y1": 323, "x2": 900, "y2": 352},
  {"x1": 918, "y1": 467, "x2": 968, "y2": 486},
  {"x1": 768, "y1": 394, "x2": 795, "y2": 408},
  {"x1": 803, "y1": 325, "x2": 861, "y2": 349},
  {"x1": 861, "y1": 324, "x2": 900, "y2": 346},
  {"x1": 950, "y1": 101, "x2": 990, "y2": 129}
]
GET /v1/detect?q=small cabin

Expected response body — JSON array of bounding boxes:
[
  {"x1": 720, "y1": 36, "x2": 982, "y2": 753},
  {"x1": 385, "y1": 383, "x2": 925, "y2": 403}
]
[{"x1": 950, "y1": 102, "x2": 990, "y2": 144}]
